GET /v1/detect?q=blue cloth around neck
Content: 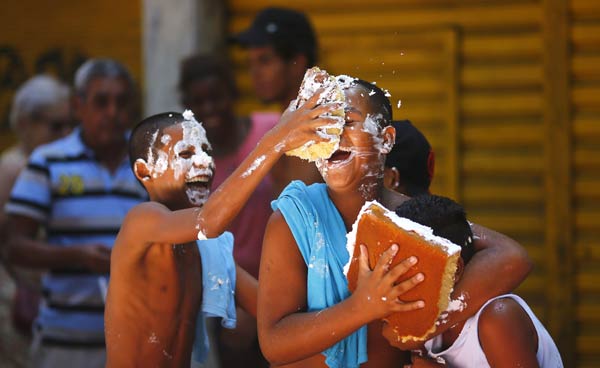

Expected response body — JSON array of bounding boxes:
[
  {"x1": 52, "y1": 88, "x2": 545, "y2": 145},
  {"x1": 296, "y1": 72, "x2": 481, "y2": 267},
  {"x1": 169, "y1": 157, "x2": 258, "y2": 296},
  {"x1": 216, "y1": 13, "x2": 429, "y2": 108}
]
[
  {"x1": 192, "y1": 231, "x2": 237, "y2": 364},
  {"x1": 272, "y1": 180, "x2": 368, "y2": 368}
]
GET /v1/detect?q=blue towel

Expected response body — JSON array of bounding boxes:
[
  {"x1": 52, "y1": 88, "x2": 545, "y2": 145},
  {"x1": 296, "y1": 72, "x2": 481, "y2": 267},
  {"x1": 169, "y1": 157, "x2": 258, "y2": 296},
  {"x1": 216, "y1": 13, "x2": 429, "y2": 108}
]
[
  {"x1": 272, "y1": 181, "x2": 368, "y2": 368},
  {"x1": 192, "y1": 231, "x2": 237, "y2": 364}
]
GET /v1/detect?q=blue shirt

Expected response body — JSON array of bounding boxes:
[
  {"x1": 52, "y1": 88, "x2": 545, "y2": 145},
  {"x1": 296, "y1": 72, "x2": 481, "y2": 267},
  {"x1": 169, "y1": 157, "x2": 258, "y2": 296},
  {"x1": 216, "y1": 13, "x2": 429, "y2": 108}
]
[
  {"x1": 5, "y1": 127, "x2": 147, "y2": 347},
  {"x1": 192, "y1": 232, "x2": 237, "y2": 364},
  {"x1": 272, "y1": 181, "x2": 368, "y2": 368}
]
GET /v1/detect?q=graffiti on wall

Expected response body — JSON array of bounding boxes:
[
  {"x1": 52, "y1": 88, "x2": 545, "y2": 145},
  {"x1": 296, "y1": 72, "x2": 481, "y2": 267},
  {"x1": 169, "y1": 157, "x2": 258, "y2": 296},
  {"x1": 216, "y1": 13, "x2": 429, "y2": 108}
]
[{"x1": 0, "y1": 46, "x2": 87, "y2": 131}]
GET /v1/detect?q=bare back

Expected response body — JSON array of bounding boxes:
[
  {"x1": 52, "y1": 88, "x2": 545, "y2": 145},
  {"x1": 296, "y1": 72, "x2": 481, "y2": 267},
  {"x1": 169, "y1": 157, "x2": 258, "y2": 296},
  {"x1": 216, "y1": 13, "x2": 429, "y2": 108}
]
[{"x1": 105, "y1": 208, "x2": 202, "y2": 367}]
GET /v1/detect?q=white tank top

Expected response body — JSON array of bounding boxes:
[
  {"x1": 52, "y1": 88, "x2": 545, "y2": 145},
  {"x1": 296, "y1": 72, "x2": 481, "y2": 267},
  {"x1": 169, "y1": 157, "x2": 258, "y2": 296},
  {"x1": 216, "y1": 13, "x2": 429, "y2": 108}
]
[{"x1": 423, "y1": 294, "x2": 563, "y2": 367}]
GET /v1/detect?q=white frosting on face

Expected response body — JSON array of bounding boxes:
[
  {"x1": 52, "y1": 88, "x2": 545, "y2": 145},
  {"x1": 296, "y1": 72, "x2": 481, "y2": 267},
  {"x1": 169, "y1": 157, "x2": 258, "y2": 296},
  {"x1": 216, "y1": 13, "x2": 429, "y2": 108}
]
[
  {"x1": 143, "y1": 110, "x2": 216, "y2": 206},
  {"x1": 362, "y1": 113, "x2": 384, "y2": 151},
  {"x1": 173, "y1": 111, "x2": 215, "y2": 205},
  {"x1": 144, "y1": 130, "x2": 170, "y2": 178},
  {"x1": 358, "y1": 181, "x2": 378, "y2": 200},
  {"x1": 315, "y1": 150, "x2": 357, "y2": 180},
  {"x1": 147, "y1": 130, "x2": 158, "y2": 165},
  {"x1": 186, "y1": 186, "x2": 210, "y2": 206},
  {"x1": 315, "y1": 158, "x2": 328, "y2": 179},
  {"x1": 171, "y1": 113, "x2": 213, "y2": 181},
  {"x1": 161, "y1": 134, "x2": 171, "y2": 145},
  {"x1": 312, "y1": 78, "x2": 390, "y2": 189},
  {"x1": 154, "y1": 151, "x2": 169, "y2": 178},
  {"x1": 335, "y1": 75, "x2": 357, "y2": 90}
]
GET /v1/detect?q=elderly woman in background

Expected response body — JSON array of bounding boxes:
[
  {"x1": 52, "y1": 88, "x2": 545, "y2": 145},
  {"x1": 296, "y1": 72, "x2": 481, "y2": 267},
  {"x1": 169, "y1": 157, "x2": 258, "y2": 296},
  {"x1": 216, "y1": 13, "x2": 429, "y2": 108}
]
[{"x1": 0, "y1": 75, "x2": 73, "y2": 367}]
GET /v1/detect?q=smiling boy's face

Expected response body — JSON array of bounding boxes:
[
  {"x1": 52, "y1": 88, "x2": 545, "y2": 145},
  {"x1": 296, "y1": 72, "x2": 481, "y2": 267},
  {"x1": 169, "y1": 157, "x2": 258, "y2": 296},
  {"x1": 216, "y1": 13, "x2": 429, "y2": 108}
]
[
  {"x1": 315, "y1": 84, "x2": 393, "y2": 196},
  {"x1": 141, "y1": 117, "x2": 215, "y2": 208}
]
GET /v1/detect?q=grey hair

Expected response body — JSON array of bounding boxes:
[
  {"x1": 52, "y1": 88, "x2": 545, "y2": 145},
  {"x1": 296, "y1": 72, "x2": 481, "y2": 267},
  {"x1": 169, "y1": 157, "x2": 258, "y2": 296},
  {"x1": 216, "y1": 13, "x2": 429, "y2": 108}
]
[
  {"x1": 74, "y1": 58, "x2": 133, "y2": 97},
  {"x1": 9, "y1": 75, "x2": 71, "y2": 131}
]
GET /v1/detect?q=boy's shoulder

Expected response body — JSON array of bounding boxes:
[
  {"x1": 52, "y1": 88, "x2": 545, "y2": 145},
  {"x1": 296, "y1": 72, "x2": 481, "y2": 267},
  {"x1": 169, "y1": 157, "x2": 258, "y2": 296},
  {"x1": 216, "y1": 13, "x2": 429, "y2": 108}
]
[
  {"x1": 114, "y1": 201, "x2": 171, "y2": 251},
  {"x1": 119, "y1": 201, "x2": 170, "y2": 234},
  {"x1": 125, "y1": 201, "x2": 167, "y2": 220},
  {"x1": 476, "y1": 295, "x2": 541, "y2": 366},
  {"x1": 477, "y1": 295, "x2": 537, "y2": 351},
  {"x1": 478, "y1": 295, "x2": 532, "y2": 329}
]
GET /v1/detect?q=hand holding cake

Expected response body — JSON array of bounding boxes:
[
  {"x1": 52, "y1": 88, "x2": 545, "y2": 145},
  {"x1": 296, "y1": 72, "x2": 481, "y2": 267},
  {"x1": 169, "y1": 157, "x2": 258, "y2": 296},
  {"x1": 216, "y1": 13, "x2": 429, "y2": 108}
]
[
  {"x1": 267, "y1": 85, "x2": 344, "y2": 156},
  {"x1": 349, "y1": 242, "x2": 425, "y2": 324},
  {"x1": 345, "y1": 200, "x2": 461, "y2": 343},
  {"x1": 284, "y1": 67, "x2": 348, "y2": 161}
]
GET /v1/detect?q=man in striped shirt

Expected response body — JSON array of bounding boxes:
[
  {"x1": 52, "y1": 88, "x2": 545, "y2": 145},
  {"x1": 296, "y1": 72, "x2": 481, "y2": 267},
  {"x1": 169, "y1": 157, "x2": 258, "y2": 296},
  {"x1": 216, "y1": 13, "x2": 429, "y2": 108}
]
[{"x1": 4, "y1": 59, "x2": 147, "y2": 368}]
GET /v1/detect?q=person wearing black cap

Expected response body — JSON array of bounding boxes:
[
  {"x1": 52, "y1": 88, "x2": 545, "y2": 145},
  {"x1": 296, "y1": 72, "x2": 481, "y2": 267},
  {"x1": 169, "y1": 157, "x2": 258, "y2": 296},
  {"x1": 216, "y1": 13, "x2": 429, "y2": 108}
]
[
  {"x1": 233, "y1": 7, "x2": 323, "y2": 196},
  {"x1": 234, "y1": 7, "x2": 318, "y2": 107},
  {"x1": 384, "y1": 120, "x2": 435, "y2": 197}
]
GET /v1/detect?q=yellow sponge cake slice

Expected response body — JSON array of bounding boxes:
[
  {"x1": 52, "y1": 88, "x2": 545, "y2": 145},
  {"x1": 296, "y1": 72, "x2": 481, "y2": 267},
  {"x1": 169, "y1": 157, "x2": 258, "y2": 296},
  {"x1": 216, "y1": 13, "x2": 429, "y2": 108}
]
[
  {"x1": 285, "y1": 67, "x2": 347, "y2": 162},
  {"x1": 345, "y1": 200, "x2": 461, "y2": 342}
]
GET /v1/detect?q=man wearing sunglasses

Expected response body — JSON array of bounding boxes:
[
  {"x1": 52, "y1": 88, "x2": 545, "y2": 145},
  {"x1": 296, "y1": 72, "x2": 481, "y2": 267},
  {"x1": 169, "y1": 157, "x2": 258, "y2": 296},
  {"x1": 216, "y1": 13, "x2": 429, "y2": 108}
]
[{"x1": 4, "y1": 59, "x2": 147, "y2": 368}]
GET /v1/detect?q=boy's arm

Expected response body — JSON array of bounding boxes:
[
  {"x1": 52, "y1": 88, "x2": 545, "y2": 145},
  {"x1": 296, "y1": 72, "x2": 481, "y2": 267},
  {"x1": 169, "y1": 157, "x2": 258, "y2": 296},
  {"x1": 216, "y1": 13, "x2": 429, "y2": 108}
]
[
  {"x1": 446, "y1": 224, "x2": 532, "y2": 324},
  {"x1": 257, "y1": 211, "x2": 424, "y2": 365},
  {"x1": 196, "y1": 93, "x2": 341, "y2": 239},
  {"x1": 6, "y1": 214, "x2": 111, "y2": 273},
  {"x1": 478, "y1": 297, "x2": 540, "y2": 368},
  {"x1": 235, "y1": 264, "x2": 258, "y2": 318},
  {"x1": 125, "y1": 92, "x2": 345, "y2": 247},
  {"x1": 386, "y1": 223, "x2": 532, "y2": 350},
  {"x1": 123, "y1": 92, "x2": 342, "y2": 246}
]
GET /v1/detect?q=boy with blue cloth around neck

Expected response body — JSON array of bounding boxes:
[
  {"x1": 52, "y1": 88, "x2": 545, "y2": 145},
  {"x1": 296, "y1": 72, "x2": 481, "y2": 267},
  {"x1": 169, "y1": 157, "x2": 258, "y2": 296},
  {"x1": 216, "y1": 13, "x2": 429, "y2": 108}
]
[
  {"x1": 105, "y1": 88, "x2": 339, "y2": 367},
  {"x1": 257, "y1": 76, "x2": 533, "y2": 368}
]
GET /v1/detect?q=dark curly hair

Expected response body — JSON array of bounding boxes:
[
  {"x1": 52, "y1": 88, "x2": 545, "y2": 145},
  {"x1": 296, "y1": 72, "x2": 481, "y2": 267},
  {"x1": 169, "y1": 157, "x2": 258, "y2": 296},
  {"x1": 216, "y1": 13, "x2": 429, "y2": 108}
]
[{"x1": 395, "y1": 194, "x2": 474, "y2": 264}]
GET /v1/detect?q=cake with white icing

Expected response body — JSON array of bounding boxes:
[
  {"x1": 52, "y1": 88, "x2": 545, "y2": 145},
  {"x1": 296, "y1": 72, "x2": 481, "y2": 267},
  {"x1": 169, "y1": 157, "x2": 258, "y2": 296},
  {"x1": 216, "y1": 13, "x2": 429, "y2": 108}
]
[
  {"x1": 345, "y1": 200, "x2": 461, "y2": 342},
  {"x1": 285, "y1": 67, "x2": 346, "y2": 161}
]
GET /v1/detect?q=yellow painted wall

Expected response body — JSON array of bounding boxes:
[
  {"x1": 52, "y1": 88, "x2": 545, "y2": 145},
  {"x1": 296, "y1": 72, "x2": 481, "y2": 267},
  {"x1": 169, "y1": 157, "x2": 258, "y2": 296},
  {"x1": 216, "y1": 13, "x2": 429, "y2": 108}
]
[
  {"x1": 571, "y1": 1, "x2": 600, "y2": 366},
  {"x1": 0, "y1": 0, "x2": 142, "y2": 149},
  {"x1": 0, "y1": 0, "x2": 598, "y2": 366}
]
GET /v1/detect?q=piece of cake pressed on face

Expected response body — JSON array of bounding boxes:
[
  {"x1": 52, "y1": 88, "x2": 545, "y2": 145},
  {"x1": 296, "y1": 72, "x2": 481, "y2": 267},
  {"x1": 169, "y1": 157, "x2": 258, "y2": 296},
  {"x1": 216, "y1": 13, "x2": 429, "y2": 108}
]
[
  {"x1": 285, "y1": 67, "x2": 347, "y2": 161},
  {"x1": 344, "y1": 201, "x2": 461, "y2": 343}
]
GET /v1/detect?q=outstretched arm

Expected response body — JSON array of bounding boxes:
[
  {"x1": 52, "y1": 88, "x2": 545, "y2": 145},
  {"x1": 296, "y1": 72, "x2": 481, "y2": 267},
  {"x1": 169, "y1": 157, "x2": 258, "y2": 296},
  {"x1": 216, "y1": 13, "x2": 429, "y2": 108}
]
[
  {"x1": 125, "y1": 92, "x2": 342, "y2": 246},
  {"x1": 386, "y1": 223, "x2": 532, "y2": 350},
  {"x1": 478, "y1": 297, "x2": 539, "y2": 368},
  {"x1": 257, "y1": 211, "x2": 424, "y2": 365}
]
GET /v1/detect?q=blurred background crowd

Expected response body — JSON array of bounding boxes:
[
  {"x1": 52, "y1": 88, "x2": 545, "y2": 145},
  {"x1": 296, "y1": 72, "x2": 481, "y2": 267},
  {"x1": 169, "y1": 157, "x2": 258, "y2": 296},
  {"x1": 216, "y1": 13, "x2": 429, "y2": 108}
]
[{"x1": 1, "y1": 1, "x2": 599, "y2": 367}]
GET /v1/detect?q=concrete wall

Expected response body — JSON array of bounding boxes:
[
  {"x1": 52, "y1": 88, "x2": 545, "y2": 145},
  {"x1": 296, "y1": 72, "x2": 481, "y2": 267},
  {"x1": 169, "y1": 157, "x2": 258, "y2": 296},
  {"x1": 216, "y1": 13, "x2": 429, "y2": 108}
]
[{"x1": 142, "y1": 0, "x2": 226, "y2": 116}]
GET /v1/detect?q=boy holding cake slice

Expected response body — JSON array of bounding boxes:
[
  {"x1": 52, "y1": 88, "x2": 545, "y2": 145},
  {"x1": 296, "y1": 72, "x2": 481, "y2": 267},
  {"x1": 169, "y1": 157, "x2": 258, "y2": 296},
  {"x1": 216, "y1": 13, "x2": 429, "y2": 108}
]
[{"x1": 257, "y1": 67, "x2": 533, "y2": 367}]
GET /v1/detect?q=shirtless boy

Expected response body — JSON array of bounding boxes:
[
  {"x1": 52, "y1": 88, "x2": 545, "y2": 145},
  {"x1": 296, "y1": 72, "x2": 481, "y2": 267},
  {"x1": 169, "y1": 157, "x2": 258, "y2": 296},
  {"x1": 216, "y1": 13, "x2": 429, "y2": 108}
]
[
  {"x1": 105, "y1": 91, "x2": 338, "y2": 367},
  {"x1": 257, "y1": 77, "x2": 532, "y2": 367}
]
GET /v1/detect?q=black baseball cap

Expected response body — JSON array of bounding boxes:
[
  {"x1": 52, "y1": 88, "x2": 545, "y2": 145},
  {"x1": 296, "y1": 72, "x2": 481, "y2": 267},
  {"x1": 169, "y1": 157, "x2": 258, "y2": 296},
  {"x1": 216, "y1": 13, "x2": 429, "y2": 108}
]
[
  {"x1": 232, "y1": 7, "x2": 317, "y2": 65},
  {"x1": 385, "y1": 120, "x2": 435, "y2": 196}
]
